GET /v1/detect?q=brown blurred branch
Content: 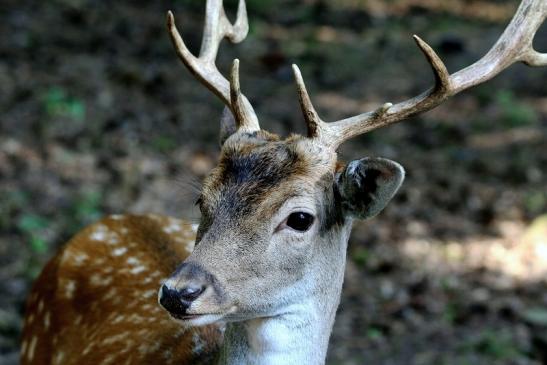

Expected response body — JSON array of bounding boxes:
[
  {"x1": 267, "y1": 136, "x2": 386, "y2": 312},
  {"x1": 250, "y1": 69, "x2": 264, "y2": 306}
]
[{"x1": 336, "y1": 0, "x2": 518, "y2": 23}]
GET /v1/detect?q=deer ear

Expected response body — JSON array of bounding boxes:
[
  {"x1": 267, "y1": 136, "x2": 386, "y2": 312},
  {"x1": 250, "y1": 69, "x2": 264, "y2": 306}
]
[
  {"x1": 336, "y1": 157, "x2": 405, "y2": 219},
  {"x1": 219, "y1": 107, "x2": 237, "y2": 145}
]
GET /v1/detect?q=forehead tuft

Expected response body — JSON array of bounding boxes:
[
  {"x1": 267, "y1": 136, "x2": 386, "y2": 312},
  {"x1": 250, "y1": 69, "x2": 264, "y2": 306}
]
[
  {"x1": 200, "y1": 133, "x2": 336, "y2": 212},
  {"x1": 213, "y1": 135, "x2": 304, "y2": 189}
]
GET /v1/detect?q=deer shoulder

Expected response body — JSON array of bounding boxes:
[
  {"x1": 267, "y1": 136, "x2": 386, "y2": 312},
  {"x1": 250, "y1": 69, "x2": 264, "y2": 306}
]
[{"x1": 21, "y1": 214, "x2": 222, "y2": 364}]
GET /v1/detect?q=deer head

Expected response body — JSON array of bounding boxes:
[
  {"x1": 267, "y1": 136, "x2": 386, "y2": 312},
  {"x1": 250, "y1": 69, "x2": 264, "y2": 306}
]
[{"x1": 159, "y1": 1, "x2": 405, "y2": 329}]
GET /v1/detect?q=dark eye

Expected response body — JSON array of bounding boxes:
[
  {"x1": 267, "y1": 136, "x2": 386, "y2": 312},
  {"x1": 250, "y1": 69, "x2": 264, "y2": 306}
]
[{"x1": 285, "y1": 212, "x2": 314, "y2": 232}]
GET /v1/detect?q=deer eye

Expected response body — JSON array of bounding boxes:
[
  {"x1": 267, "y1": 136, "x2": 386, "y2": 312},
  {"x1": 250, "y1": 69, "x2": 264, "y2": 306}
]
[{"x1": 285, "y1": 212, "x2": 314, "y2": 232}]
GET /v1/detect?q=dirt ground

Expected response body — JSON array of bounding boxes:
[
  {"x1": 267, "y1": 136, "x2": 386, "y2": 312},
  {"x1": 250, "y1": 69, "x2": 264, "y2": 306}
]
[{"x1": 1, "y1": 0, "x2": 547, "y2": 364}]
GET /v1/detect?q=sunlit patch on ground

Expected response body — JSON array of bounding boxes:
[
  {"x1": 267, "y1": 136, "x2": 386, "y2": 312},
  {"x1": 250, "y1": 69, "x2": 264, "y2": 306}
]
[{"x1": 401, "y1": 216, "x2": 547, "y2": 283}]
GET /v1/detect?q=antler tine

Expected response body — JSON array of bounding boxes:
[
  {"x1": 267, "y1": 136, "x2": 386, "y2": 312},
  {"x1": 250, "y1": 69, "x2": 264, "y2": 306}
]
[
  {"x1": 291, "y1": 64, "x2": 327, "y2": 138},
  {"x1": 306, "y1": 0, "x2": 546, "y2": 149},
  {"x1": 199, "y1": 0, "x2": 248, "y2": 62},
  {"x1": 413, "y1": 35, "x2": 451, "y2": 93},
  {"x1": 167, "y1": 0, "x2": 259, "y2": 132},
  {"x1": 230, "y1": 59, "x2": 257, "y2": 131}
]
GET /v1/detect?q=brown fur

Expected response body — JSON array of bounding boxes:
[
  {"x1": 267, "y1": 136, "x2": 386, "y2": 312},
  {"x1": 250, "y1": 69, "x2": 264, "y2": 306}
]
[{"x1": 21, "y1": 215, "x2": 222, "y2": 365}]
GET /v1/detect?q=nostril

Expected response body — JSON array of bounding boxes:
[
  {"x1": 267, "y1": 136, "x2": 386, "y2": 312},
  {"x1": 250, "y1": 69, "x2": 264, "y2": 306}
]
[
  {"x1": 159, "y1": 285, "x2": 189, "y2": 316},
  {"x1": 179, "y1": 285, "x2": 205, "y2": 301}
]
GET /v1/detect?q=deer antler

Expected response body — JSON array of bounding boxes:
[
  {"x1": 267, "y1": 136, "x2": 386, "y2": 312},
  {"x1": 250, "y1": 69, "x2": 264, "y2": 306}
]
[
  {"x1": 293, "y1": 0, "x2": 546, "y2": 148},
  {"x1": 167, "y1": 0, "x2": 259, "y2": 132}
]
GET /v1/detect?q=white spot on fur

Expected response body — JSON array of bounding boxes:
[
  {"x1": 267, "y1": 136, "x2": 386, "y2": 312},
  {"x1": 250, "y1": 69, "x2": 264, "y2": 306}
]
[
  {"x1": 90, "y1": 225, "x2": 108, "y2": 241},
  {"x1": 127, "y1": 314, "x2": 144, "y2": 324},
  {"x1": 104, "y1": 288, "x2": 118, "y2": 301},
  {"x1": 90, "y1": 274, "x2": 113, "y2": 286},
  {"x1": 127, "y1": 257, "x2": 140, "y2": 266},
  {"x1": 101, "y1": 332, "x2": 130, "y2": 345},
  {"x1": 27, "y1": 314, "x2": 35, "y2": 325},
  {"x1": 141, "y1": 304, "x2": 153, "y2": 311},
  {"x1": 82, "y1": 342, "x2": 93, "y2": 355},
  {"x1": 163, "y1": 350, "x2": 173, "y2": 360},
  {"x1": 90, "y1": 224, "x2": 120, "y2": 245},
  {"x1": 107, "y1": 236, "x2": 119, "y2": 245},
  {"x1": 44, "y1": 311, "x2": 51, "y2": 329},
  {"x1": 65, "y1": 280, "x2": 76, "y2": 299},
  {"x1": 163, "y1": 221, "x2": 182, "y2": 234},
  {"x1": 100, "y1": 355, "x2": 116, "y2": 365},
  {"x1": 53, "y1": 351, "x2": 65, "y2": 365},
  {"x1": 130, "y1": 265, "x2": 147, "y2": 275},
  {"x1": 37, "y1": 299, "x2": 44, "y2": 313},
  {"x1": 112, "y1": 315, "x2": 126, "y2": 324},
  {"x1": 143, "y1": 290, "x2": 156, "y2": 299},
  {"x1": 149, "y1": 341, "x2": 161, "y2": 353},
  {"x1": 73, "y1": 253, "x2": 88, "y2": 265},
  {"x1": 185, "y1": 241, "x2": 195, "y2": 252},
  {"x1": 20, "y1": 340, "x2": 27, "y2": 357},
  {"x1": 90, "y1": 274, "x2": 102, "y2": 286},
  {"x1": 113, "y1": 247, "x2": 127, "y2": 256},
  {"x1": 27, "y1": 336, "x2": 37, "y2": 361},
  {"x1": 138, "y1": 343, "x2": 150, "y2": 354},
  {"x1": 192, "y1": 333, "x2": 205, "y2": 354},
  {"x1": 75, "y1": 315, "x2": 83, "y2": 325}
]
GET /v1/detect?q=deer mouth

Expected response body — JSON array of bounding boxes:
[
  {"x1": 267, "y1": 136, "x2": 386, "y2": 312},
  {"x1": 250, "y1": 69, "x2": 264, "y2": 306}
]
[
  {"x1": 170, "y1": 312, "x2": 226, "y2": 326},
  {"x1": 169, "y1": 312, "x2": 200, "y2": 321}
]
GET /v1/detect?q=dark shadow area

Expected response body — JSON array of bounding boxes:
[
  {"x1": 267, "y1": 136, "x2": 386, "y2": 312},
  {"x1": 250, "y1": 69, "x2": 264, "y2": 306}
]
[{"x1": 1, "y1": 0, "x2": 546, "y2": 364}]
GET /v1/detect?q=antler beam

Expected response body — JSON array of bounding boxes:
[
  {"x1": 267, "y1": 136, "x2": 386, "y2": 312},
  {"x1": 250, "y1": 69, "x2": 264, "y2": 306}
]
[
  {"x1": 167, "y1": 0, "x2": 259, "y2": 132},
  {"x1": 293, "y1": 0, "x2": 546, "y2": 148}
]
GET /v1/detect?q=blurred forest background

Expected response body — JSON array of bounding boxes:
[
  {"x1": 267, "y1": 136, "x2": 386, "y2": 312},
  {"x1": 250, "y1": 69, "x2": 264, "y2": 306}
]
[{"x1": 1, "y1": 0, "x2": 547, "y2": 364}]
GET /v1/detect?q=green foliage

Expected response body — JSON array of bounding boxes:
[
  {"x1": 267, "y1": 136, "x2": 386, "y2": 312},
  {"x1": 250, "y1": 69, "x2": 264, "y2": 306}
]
[
  {"x1": 42, "y1": 86, "x2": 86, "y2": 122},
  {"x1": 458, "y1": 329, "x2": 524, "y2": 361},
  {"x1": 151, "y1": 135, "x2": 178, "y2": 153},
  {"x1": 442, "y1": 302, "x2": 458, "y2": 324},
  {"x1": 521, "y1": 307, "x2": 547, "y2": 326},
  {"x1": 352, "y1": 247, "x2": 370, "y2": 268},
  {"x1": 0, "y1": 190, "x2": 30, "y2": 230},
  {"x1": 246, "y1": 0, "x2": 277, "y2": 14},
  {"x1": 471, "y1": 88, "x2": 538, "y2": 131},
  {"x1": 524, "y1": 191, "x2": 547, "y2": 216},
  {"x1": 495, "y1": 90, "x2": 538, "y2": 127},
  {"x1": 366, "y1": 326, "x2": 383, "y2": 340},
  {"x1": 71, "y1": 190, "x2": 103, "y2": 227},
  {"x1": 16, "y1": 214, "x2": 50, "y2": 254}
]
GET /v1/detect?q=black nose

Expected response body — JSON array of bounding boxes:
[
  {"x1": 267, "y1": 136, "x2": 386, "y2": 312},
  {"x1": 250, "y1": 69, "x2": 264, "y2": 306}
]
[{"x1": 159, "y1": 284, "x2": 205, "y2": 318}]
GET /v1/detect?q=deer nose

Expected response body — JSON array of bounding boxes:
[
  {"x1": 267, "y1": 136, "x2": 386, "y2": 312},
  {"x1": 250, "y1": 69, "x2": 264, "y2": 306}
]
[{"x1": 158, "y1": 284, "x2": 205, "y2": 317}]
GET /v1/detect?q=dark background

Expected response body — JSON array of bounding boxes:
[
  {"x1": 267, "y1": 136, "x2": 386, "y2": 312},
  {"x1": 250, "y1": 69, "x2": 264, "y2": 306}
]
[{"x1": 1, "y1": 0, "x2": 547, "y2": 364}]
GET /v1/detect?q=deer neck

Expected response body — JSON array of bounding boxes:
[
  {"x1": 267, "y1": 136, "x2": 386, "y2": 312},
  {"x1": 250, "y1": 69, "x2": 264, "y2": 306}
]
[{"x1": 216, "y1": 224, "x2": 352, "y2": 365}]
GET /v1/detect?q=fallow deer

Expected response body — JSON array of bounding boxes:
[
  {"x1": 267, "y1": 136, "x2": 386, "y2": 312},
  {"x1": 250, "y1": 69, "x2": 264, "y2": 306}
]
[{"x1": 21, "y1": 0, "x2": 546, "y2": 364}]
